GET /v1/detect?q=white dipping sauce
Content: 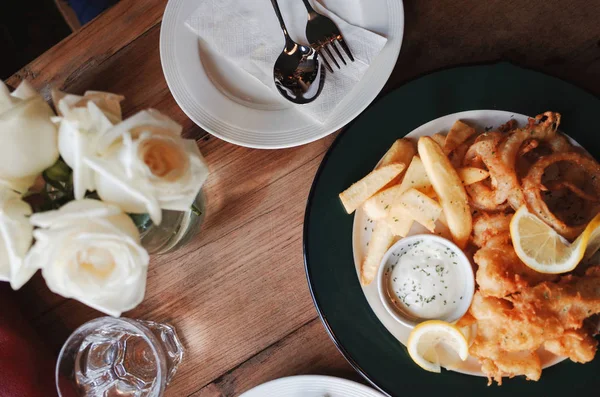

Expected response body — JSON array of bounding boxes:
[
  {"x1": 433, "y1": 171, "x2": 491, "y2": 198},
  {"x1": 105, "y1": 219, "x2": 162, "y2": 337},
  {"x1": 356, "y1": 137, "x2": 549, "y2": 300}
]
[{"x1": 385, "y1": 238, "x2": 464, "y2": 319}]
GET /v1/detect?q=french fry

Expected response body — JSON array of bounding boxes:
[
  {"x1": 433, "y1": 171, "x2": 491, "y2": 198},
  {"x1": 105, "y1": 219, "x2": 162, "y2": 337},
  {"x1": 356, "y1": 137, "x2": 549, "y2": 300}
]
[
  {"x1": 361, "y1": 221, "x2": 394, "y2": 285},
  {"x1": 444, "y1": 120, "x2": 476, "y2": 155},
  {"x1": 384, "y1": 207, "x2": 414, "y2": 237},
  {"x1": 384, "y1": 215, "x2": 415, "y2": 237},
  {"x1": 389, "y1": 188, "x2": 442, "y2": 232},
  {"x1": 418, "y1": 136, "x2": 472, "y2": 248},
  {"x1": 438, "y1": 211, "x2": 448, "y2": 227},
  {"x1": 378, "y1": 138, "x2": 417, "y2": 169},
  {"x1": 432, "y1": 211, "x2": 452, "y2": 240},
  {"x1": 363, "y1": 155, "x2": 433, "y2": 220},
  {"x1": 363, "y1": 184, "x2": 403, "y2": 220},
  {"x1": 435, "y1": 218, "x2": 453, "y2": 240},
  {"x1": 457, "y1": 167, "x2": 489, "y2": 185},
  {"x1": 339, "y1": 163, "x2": 405, "y2": 214},
  {"x1": 432, "y1": 133, "x2": 447, "y2": 148},
  {"x1": 398, "y1": 156, "x2": 434, "y2": 196}
]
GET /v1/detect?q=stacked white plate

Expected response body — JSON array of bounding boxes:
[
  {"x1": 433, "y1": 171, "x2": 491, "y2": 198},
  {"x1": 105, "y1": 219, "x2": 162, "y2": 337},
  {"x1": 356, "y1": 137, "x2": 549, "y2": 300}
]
[
  {"x1": 238, "y1": 375, "x2": 386, "y2": 397},
  {"x1": 160, "y1": 0, "x2": 404, "y2": 148}
]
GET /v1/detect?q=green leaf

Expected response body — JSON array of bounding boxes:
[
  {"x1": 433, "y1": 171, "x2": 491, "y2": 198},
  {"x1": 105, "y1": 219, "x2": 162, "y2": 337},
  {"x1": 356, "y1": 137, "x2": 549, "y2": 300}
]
[
  {"x1": 44, "y1": 158, "x2": 72, "y2": 183},
  {"x1": 191, "y1": 204, "x2": 202, "y2": 216},
  {"x1": 42, "y1": 173, "x2": 67, "y2": 192},
  {"x1": 129, "y1": 213, "x2": 151, "y2": 230}
]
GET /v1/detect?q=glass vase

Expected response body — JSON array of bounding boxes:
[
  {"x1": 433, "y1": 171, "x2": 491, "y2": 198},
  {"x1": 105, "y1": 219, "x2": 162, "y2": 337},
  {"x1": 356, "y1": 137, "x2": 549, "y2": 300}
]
[{"x1": 136, "y1": 190, "x2": 206, "y2": 255}]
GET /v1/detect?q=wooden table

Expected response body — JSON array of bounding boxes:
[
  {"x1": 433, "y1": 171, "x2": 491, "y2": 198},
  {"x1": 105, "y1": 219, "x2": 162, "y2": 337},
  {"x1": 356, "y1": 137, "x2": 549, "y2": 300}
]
[{"x1": 6, "y1": 0, "x2": 600, "y2": 395}]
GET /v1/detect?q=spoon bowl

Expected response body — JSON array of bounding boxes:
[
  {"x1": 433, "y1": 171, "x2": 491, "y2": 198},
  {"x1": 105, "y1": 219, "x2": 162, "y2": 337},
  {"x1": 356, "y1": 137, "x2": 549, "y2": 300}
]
[
  {"x1": 274, "y1": 40, "x2": 325, "y2": 104},
  {"x1": 270, "y1": 0, "x2": 326, "y2": 104}
]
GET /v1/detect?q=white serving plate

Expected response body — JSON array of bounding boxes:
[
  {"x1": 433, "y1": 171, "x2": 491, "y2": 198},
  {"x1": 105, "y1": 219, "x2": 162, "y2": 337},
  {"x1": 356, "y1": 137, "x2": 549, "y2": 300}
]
[
  {"x1": 160, "y1": 0, "x2": 404, "y2": 149},
  {"x1": 352, "y1": 110, "x2": 567, "y2": 376},
  {"x1": 238, "y1": 375, "x2": 386, "y2": 397}
]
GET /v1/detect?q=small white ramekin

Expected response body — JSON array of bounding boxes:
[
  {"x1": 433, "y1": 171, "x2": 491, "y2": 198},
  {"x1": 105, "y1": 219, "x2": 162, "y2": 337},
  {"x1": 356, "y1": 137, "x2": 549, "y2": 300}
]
[{"x1": 377, "y1": 234, "x2": 474, "y2": 328}]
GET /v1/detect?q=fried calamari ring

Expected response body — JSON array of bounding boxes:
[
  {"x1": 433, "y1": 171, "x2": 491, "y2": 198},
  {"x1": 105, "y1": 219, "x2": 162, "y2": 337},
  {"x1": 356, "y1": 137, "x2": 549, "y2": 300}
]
[
  {"x1": 519, "y1": 139, "x2": 540, "y2": 156},
  {"x1": 542, "y1": 180, "x2": 599, "y2": 202},
  {"x1": 463, "y1": 132, "x2": 521, "y2": 211},
  {"x1": 498, "y1": 112, "x2": 572, "y2": 210},
  {"x1": 523, "y1": 152, "x2": 600, "y2": 240},
  {"x1": 500, "y1": 112, "x2": 562, "y2": 168}
]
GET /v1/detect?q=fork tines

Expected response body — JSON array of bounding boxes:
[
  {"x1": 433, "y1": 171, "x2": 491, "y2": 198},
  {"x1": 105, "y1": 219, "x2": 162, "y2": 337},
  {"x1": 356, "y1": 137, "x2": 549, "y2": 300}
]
[
  {"x1": 336, "y1": 36, "x2": 355, "y2": 62},
  {"x1": 317, "y1": 36, "x2": 354, "y2": 73}
]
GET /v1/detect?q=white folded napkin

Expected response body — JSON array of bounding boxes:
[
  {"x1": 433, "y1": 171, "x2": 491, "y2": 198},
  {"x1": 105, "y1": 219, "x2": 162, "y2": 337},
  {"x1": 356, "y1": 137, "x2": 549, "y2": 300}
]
[{"x1": 185, "y1": 0, "x2": 388, "y2": 123}]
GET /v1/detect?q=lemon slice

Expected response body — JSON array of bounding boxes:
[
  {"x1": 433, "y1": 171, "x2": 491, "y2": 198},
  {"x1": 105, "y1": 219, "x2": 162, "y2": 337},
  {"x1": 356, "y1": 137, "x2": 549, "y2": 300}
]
[
  {"x1": 407, "y1": 320, "x2": 469, "y2": 373},
  {"x1": 510, "y1": 206, "x2": 600, "y2": 274}
]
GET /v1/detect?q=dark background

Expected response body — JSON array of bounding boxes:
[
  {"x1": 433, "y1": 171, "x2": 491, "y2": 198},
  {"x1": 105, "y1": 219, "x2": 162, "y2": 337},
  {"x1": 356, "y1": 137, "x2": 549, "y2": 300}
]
[{"x1": 0, "y1": 1, "x2": 70, "y2": 79}]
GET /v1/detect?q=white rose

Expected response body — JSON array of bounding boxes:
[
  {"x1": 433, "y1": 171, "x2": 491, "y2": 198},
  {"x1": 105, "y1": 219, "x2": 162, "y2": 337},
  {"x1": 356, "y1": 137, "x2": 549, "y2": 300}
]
[
  {"x1": 25, "y1": 199, "x2": 149, "y2": 317},
  {"x1": 85, "y1": 110, "x2": 209, "y2": 224},
  {"x1": 0, "y1": 188, "x2": 34, "y2": 290},
  {"x1": 0, "y1": 81, "x2": 59, "y2": 192},
  {"x1": 52, "y1": 90, "x2": 124, "y2": 199}
]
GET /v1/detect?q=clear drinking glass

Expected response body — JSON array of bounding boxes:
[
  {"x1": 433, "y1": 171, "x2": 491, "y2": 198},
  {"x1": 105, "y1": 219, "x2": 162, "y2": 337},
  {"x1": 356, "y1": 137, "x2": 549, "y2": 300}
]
[
  {"x1": 56, "y1": 317, "x2": 184, "y2": 397},
  {"x1": 136, "y1": 190, "x2": 206, "y2": 255}
]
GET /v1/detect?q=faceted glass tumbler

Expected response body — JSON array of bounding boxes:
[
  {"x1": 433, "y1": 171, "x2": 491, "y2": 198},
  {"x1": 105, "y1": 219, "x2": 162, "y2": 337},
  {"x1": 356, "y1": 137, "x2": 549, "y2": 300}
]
[{"x1": 56, "y1": 317, "x2": 184, "y2": 397}]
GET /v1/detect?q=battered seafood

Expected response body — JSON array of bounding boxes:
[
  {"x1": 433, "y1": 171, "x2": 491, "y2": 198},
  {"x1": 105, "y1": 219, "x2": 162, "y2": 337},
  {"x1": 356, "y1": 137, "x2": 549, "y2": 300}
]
[
  {"x1": 497, "y1": 111, "x2": 571, "y2": 209},
  {"x1": 461, "y1": 113, "x2": 600, "y2": 384},
  {"x1": 347, "y1": 111, "x2": 600, "y2": 385},
  {"x1": 522, "y1": 152, "x2": 600, "y2": 240},
  {"x1": 474, "y1": 243, "x2": 557, "y2": 298},
  {"x1": 471, "y1": 213, "x2": 557, "y2": 297},
  {"x1": 463, "y1": 133, "x2": 517, "y2": 211},
  {"x1": 470, "y1": 266, "x2": 600, "y2": 385}
]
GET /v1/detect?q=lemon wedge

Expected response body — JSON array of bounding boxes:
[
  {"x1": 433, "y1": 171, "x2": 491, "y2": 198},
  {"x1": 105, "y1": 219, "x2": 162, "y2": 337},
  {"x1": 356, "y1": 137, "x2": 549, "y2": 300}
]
[
  {"x1": 407, "y1": 320, "x2": 469, "y2": 373},
  {"x1": 510, "y1": 206, "x2": 600, "y2": 274}
]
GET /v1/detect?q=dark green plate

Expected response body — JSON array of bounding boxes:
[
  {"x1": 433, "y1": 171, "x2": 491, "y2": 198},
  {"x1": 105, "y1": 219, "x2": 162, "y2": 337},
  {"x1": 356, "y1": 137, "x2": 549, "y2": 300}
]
[{"x1": 303, "y1": 63, "x2": 600, "y2": 396}]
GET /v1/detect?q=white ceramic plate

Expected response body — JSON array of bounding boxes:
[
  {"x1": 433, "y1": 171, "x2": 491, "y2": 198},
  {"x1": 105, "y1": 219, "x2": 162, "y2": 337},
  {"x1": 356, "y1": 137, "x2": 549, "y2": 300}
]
[
  {"x1": 352, "y1": 110, "x2": 567, "y2": 376},
  {"x1": 238, "y1": 375, "x2": 386, "y2": 397},
  {"x1": 159, "y1": 0, "x2": 404, "y2": 149}
]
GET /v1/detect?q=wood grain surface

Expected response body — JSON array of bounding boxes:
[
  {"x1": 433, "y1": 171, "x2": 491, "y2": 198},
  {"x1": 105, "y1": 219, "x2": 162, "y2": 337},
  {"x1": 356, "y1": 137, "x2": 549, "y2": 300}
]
[{"x1": 6, "y1": 0, "x2": 600, "y2": 396}]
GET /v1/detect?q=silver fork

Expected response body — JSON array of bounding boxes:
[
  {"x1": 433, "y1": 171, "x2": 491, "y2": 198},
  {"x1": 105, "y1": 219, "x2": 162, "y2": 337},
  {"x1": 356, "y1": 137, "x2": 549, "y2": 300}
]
[{"x1": 301, "y1": 0, "x2": 354, "y2": 73}]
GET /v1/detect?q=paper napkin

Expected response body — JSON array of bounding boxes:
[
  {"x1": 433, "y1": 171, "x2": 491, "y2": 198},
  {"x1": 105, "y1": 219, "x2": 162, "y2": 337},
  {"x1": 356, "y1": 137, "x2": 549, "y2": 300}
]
[{"x1": 186, "y1": 0, "x2": 388, "y2": 124}]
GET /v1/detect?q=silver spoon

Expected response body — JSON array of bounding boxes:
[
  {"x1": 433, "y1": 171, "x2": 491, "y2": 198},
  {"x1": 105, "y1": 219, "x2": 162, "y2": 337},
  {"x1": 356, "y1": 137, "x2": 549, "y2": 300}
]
[{"x1": 270, "y1": 0, "x2": 325, "y2": 104}]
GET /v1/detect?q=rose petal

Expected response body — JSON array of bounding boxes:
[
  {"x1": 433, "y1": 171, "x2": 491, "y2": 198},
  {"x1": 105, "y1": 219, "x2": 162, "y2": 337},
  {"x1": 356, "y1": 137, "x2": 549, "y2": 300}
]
[
  {"x1": 53, "y1": 90, "x2": 123, "y2": 199},
  {"x1": 87, "y1": 156, "x2": 163, "y2": 224},
  {"x1": 0, "y1": 83, "x2": 58, "y2": 188},
  {"x1": 26, "y1": 200, "x2": 149, "y2": 317},
  {"x1": 30, "y1": 199, "x2": 123, "y2": 228},
  {"x1": 0, "y1": 188, "x2": 34, "y2": 289},
  {"x1": 97, "y1": 110, "x2": 182, "y2": 154}
]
